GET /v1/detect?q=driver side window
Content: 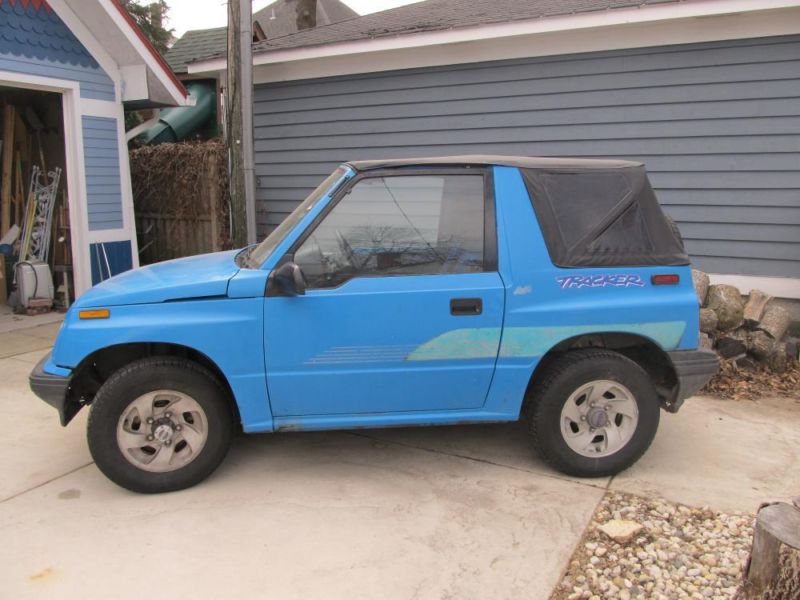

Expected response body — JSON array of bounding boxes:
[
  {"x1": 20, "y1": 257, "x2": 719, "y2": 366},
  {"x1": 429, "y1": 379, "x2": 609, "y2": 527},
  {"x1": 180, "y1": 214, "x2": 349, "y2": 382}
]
[{"x1": 294, "y1": 174, "x2": 486, "y2": 289}]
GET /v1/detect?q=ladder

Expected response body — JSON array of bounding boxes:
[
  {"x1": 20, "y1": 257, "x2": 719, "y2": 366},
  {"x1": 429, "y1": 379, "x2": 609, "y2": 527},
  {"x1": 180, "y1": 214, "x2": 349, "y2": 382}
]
[{"x1": 19, "y1": 165, "x2": 61, "y2": 263}]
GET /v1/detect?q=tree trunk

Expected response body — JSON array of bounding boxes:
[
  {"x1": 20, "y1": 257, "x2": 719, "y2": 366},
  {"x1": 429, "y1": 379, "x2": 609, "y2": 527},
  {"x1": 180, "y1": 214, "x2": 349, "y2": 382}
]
[
  {"x1": 758, "y1": 304, "x2": 790, "y2": 341},
  {"x1": 743, "y1": 290, "x2": 772, "y2": 329},
  {"x1": 739, "y1": 502, "x2": 800, "y2": 599},
  {"x1": 748, "y1": 330, "x2": 776, "y2": 360}
]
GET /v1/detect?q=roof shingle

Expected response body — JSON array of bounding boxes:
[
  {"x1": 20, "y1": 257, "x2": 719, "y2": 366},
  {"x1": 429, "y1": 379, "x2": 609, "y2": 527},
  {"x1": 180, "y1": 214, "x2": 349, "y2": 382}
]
[
  {"x1": 165, "y1": 0, "x2": 358, "y2": 74},
  {"x1": 247, "y1": 0, "x2": 696, "y2": 56}
]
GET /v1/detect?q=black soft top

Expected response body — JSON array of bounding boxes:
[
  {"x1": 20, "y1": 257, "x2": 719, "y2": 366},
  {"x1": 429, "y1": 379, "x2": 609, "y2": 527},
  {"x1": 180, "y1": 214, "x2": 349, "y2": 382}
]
[
  {"x1": 347, "y1": 155, "x2": 642, "y2": 171},
  {"x1": 347, "y1": 154, "x2": 688, "y2": 268}
]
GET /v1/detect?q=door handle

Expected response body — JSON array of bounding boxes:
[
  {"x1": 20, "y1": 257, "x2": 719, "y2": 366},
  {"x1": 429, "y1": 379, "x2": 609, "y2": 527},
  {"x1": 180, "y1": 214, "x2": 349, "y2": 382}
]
[{"x1": 450, "y1": 298, "x2": 482, "y2": 316}]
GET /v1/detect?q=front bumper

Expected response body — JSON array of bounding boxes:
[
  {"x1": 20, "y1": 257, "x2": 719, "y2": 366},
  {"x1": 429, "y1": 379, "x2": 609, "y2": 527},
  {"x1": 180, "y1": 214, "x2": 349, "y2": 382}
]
[
  {"x1": 30, "y1": 353, "x2": 77, "y2": 426},
  {"x1": 666, "y1": 349, "x2": 720, "y2": 413}
]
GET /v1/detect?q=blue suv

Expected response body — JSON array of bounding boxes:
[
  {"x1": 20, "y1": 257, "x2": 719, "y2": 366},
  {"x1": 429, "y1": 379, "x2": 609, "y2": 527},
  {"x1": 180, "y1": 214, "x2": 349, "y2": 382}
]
[{"x1": 30, "y1": 156, "x2": 718, "y2": 493}]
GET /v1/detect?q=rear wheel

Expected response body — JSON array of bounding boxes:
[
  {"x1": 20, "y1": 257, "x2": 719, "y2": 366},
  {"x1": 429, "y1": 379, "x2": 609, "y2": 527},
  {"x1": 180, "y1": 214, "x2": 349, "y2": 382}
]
[
  {"x1": 87, "y1": 357, "x2": 233, "y2": 493},
  {"x1": 528, "y1": 349, "x2": 660, "y2": 477}
]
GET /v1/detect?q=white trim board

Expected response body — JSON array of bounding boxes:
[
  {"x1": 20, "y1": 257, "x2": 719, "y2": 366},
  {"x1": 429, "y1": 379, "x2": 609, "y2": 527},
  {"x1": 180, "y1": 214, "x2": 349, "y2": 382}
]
[
  {"x1": 80, "y1": 99, "x2": 122, "y2": 118},
  {"x1": 0, "y1": 70, "x2": 92, "y2": 295},
  {"x1": 47, "y1": 0, "x2": 121, "y2": 94},
  {"x1": 190, "y1": 1, "x2": 800, "y2": 81},
  {"x1": 96, "y1": 0, "x2": 190, "y2": 107},
  {"x1": 708, "y1": 275, "x2": 800, "y2": 300}
]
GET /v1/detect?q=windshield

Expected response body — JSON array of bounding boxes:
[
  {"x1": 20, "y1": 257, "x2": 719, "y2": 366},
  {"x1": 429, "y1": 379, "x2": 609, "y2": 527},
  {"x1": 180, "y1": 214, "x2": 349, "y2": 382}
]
[{"x1": 245, "y1": 166, "x2": 351, "y2": 268}]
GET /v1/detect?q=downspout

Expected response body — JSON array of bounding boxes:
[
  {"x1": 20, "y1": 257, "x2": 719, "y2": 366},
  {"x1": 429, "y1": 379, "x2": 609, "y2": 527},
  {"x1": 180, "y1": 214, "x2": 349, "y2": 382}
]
[{"x1": 126, "y1": 110, "x2": 160, "y2": 142}]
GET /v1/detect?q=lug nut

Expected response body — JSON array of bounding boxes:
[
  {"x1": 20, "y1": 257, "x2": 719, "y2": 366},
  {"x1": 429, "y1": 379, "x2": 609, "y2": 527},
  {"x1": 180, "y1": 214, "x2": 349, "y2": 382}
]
[
  {"x1": 580, "y1": 416, "x2": 586, "y2": 421},
  {"x1": 147, "y1": 435, "x2": 154, "y2": 441},
  {"x1": 165, "y1": 412, "x2": 172, "y2": 419},
  {"x1": 165, "y1": 440, "x2": 171, "y2": 446},
  {"x1": 146, "y1": 417, "x2": 153, "y2": 424},
  {"x1": 590, "y1": 428, "x2": 595, "y2": 433},
  {"x1": 176, "y1": 425, "x2": 182, "y2": 431}
]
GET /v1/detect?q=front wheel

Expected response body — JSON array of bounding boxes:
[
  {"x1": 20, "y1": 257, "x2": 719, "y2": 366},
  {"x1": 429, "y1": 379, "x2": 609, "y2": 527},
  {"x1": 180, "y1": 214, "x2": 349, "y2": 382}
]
[
  {"x1": 528, "y1": 349, "x2": 660, "y2": 477},
  {"x1": 87, "y1": 358, "x2": 233, "y2": 493}
]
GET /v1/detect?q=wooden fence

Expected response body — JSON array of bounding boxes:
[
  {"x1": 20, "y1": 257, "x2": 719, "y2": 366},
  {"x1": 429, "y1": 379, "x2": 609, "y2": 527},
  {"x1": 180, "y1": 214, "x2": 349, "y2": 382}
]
[{"x1": 129, "y1": 140, "x2": 229, "y2": 265}]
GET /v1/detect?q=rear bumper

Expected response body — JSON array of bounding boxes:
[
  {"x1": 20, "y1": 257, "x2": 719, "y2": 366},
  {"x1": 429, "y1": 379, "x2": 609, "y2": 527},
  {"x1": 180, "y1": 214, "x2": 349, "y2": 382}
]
[
  {"x1": 666, "y1": 349, "x2": 720, "y2": 413},
  {"x1": 29, "y1": 353, "x2": 77, "y2": 426}
]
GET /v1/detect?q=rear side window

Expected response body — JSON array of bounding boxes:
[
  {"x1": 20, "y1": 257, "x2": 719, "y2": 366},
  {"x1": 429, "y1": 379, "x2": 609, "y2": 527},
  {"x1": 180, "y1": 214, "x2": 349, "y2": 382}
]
[
  {"x1": 293, "y1": 174, "x2": 486, "y2": 288},
  {"x1": 521, "y1": 166, "x2": 688, "y2": 267}
]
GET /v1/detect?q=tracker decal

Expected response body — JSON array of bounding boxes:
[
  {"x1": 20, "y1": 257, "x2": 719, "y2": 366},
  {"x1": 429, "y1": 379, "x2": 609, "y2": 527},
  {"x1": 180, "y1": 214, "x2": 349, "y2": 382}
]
[{"x1": 556, "y1": 274, "x2": 646, "y2": 289}]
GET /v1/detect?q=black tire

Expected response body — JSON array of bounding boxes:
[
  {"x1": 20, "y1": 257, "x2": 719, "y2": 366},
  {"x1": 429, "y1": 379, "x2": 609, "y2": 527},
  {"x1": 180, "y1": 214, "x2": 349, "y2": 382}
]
[
  {"x1": 87, "y1": 357, "x2": 233, "y2": 493},
  {"x1": 528, "y1": 349, "x2": 660, "y2": 477}
]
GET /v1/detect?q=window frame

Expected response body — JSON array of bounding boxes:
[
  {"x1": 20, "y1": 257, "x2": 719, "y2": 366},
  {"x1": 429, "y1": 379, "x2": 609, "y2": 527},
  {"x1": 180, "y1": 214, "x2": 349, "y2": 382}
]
[{"x1": 271, "y1": 166, "x2": 497, "y2": 293}]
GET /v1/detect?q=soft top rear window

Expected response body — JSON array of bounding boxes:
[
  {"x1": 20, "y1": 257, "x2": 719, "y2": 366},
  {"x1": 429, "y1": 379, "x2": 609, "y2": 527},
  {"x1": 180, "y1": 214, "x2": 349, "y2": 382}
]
[{"x1": 521, "y1": 165, "x2": 689, "y2": 268}]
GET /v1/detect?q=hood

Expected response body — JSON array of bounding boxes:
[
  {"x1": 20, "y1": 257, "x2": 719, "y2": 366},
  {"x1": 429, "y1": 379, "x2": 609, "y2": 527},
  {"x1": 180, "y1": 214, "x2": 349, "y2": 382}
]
[{"x1": 74, "y1": 250, "x2": 241, "y2": 308}]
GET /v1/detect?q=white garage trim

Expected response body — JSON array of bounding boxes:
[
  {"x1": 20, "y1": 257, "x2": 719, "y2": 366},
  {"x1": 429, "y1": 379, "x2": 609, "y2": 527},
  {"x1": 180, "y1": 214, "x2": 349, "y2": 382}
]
[
  {"x1": 708, "y1": 275, "x2": 800, "y2": 300},
  {"x1": 190, "y1": 1, "x2": 800, "y2": 82},
  {"x1": 0, "y1": 70, "x2": 92, "y2": 294}
]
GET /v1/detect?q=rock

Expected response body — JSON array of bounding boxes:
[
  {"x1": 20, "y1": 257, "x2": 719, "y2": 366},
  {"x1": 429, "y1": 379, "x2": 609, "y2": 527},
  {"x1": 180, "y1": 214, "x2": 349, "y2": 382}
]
[
  {"x1": 735, "y1": 355, "x2": 759, "y2": 372},
  {"x1": 768, "y1": 351, "x2": 790, "y2": 373},
  {"x1": 758, "y1": 304, "x2": 791, "y2": 340},
  {"x1": 706, "y1": 285, "x2": 744, "y2": 331},
  {"x1": 692, "y1": 270, "x2": 710, "y2": 306},
  {"x1": 785, "y1": 337, "x2": 799, "y2": 361},
  {"x1": 599, "y1": 520, "x2": 645, "y2": 544},
  {"x1": 698, "y1": 332, "x2": 713, "y2": 351},
  {"x1": 748, "y1": 330, "x2": 776, "y2": 360},
  {"x1": 716, "y1": 329, "x2": 748, "y2": 359},
  {"x1": 699, "y1": 308, "x2": 718, "y2": 333},
  {"x1": 742, "y1": 289, "x2": 772, "y2": 329}
]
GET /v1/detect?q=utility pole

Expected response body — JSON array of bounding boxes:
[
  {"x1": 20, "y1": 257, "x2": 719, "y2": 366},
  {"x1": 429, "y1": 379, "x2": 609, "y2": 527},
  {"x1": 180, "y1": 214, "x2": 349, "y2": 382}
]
[{"x1": 226, "y1": 0, "x2": 257, "y2": 247}]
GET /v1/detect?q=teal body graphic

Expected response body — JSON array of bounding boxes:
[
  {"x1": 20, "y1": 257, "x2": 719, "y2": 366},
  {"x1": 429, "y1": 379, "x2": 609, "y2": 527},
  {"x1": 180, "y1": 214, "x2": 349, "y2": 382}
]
[{"x1": 409, "y1": 321, "x2": 687, "y2": 361}]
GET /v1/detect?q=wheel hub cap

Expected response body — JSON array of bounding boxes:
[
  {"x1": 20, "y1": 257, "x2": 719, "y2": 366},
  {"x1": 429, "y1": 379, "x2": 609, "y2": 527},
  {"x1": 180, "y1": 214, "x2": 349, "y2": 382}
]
[
  {"x1": 116, "y1": 390, "x2": 209, "y2": 473},
  {"x1": 559, "y1": 379, "x2": 640, "y2": 458},
  {"x1": 152, "y1": 420, "x2": 174, "y2": 443},
  {"x1": 586, "y1": 408, "x2": 608, "y2": 429}
]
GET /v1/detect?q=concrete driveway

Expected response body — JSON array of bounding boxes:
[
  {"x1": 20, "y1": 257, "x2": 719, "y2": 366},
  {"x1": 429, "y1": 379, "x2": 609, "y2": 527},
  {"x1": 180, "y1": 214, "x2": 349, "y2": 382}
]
[{"x1": 0, "y1": 321, "x2": 798, "y2": 600}]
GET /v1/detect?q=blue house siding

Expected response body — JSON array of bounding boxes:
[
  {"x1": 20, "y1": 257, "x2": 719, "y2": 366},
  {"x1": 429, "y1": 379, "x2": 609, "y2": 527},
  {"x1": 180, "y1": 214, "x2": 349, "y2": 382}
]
[
  {"x1": 0, "y1": 0, "x2": 115, "y2": 100},
  {"x1": 82, "y1": 116, "x2": 124, "y2": 230},
  {"x1": 253, "y1": 35, "x2": 800, "y2": 278}
]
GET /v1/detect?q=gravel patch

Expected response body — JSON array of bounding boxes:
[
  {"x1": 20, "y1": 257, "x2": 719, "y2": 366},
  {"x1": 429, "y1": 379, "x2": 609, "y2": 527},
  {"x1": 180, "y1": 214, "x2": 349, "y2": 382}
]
[{"x1": 552, "y1": 491, "x2": 754, "y2": 600}]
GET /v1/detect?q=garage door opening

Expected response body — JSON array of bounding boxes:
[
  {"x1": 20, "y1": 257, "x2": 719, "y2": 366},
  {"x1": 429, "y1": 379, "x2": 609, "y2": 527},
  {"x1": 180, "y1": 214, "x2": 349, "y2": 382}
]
[{"x1": 0, "y1": 86, "x2": 73, "y2": 316}]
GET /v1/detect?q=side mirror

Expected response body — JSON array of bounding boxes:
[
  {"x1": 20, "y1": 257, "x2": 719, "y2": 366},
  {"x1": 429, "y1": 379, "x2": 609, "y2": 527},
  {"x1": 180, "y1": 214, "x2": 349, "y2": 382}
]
[{"x1": 269, "y1": 261, "x2": 306, "y2": 296}]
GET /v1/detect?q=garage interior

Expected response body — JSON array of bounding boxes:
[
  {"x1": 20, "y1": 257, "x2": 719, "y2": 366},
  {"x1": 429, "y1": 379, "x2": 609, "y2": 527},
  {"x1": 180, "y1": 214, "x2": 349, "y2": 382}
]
[{"x1": 0, "y1": 86, "x2": 73, "y2": 314}]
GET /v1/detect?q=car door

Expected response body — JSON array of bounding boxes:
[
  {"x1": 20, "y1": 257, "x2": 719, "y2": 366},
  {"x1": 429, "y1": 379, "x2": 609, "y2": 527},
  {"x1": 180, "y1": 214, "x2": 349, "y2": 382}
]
[{"x1": 263, "y1": 168, "x2": 505, "y2": 417}]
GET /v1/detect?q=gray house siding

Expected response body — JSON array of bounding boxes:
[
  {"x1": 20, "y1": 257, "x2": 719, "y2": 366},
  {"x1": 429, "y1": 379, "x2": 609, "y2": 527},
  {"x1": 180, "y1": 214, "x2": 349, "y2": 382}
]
[
  {"x1": 82, "y1": 116, "x2": 124, "y2": 230},
  {"x1": 253, "y1": 35, "x2": 800, "y2": 278}
]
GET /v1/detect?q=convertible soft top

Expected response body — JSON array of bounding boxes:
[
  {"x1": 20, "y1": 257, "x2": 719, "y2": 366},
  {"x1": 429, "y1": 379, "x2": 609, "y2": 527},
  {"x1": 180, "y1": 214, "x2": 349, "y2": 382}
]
[
  {"x1": 347, "y1": 155, "x2": 642, "y2": 171},
  {"x1": 347, "y1": 154, "x2": 688, "y2": 268}
]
